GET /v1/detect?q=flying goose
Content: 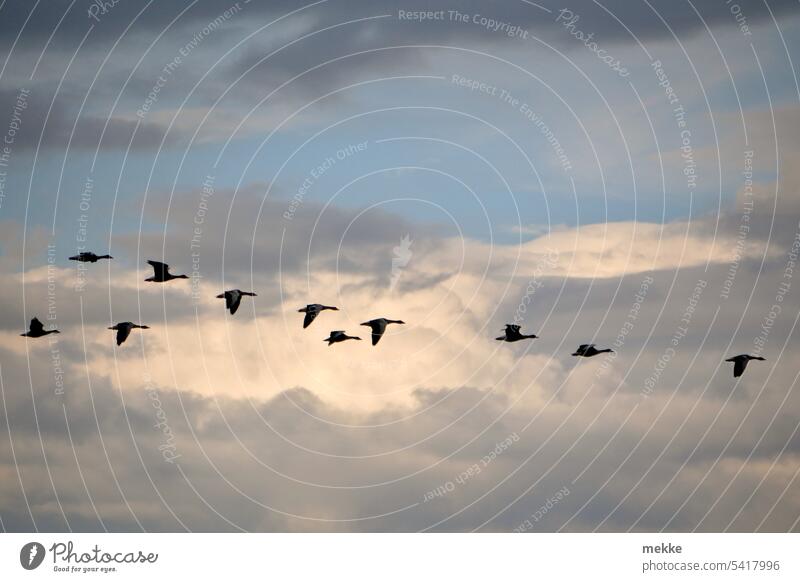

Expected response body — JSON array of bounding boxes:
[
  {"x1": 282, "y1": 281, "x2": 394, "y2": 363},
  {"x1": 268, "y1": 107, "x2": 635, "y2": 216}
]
[
  {"x1": 20, "y1": 317, "x2": 60, "y2": 338},
  {"x1": 108, "y1": 322, "x2": 150, "y2": 346},
  {"x1": 145, "y1": 260, "x2": 188, "y2": 282},
  {"x1": 217, "y1": 289, "x2": 257, "y2": 315},
  {"x1": 361, "y1": 318, "x2": 405, "y2": 346},
  {"x1": 725, "y1": 354, "x2": 765, "y2": 378},
  {"x1": 69, "y1": 251, "x2": 113, "y2": 263},
  {"x1": 298, "y1": 304, "x2": 338, "y2": 328},
  {"x1": 324, "y1": 330, "x2": 361, "y2": 346},
  {"x1": 496, "y1": 324, "x2": 538, "y2": 342},
  {"x1": 572, "y1": 343, "x2": 613, "y2": 357}
]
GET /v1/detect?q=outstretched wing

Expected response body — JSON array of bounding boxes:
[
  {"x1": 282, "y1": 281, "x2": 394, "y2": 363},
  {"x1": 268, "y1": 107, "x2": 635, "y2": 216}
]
[
  {"x1": 29, "y1": 317, "x2": 44, "y2": 334},
  {"x1": 223, "y1": 292, "x2": 234, "y2": 310},
  {"x1": 147, "y1": 260, "x2": 169, "y2": 278},
  {"x1": 303, "y1": 309, "x2": 319, "y2": 328},
  {"x1": 371, "y1": 320, "x2": 387, "y2": 346},
  {"x1": 733, "y1": 358, "x2": 747, "y2": 378},
  {"x1": 229, "y1": 293, "x2": 243, "y2": 315},
  {"x1": 506, "y1": 324, "x2": 521, "y2": 332},
  {"x1": 116, "y1": 325, "x2": 132, "y2": 346}
]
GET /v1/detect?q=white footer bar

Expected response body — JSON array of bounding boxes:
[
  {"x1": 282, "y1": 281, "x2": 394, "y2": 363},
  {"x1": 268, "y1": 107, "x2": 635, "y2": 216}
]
[{"x1": 1, "y1": 533, "x2": 797, "y2": 581}]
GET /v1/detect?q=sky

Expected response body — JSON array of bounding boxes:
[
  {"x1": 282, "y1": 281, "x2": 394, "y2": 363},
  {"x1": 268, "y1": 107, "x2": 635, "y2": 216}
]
[{"x1": 1, "y1": 0, "x2": 799, "y2": 532}]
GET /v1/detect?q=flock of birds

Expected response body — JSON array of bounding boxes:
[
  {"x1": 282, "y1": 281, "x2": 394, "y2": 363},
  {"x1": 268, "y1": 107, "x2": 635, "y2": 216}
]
[
  {"x1": 20, "y1": 252, "x2": 406, "y2": 348},
  {"x1": 18, "y1": 251, "x2": 766, "y2": 377}
]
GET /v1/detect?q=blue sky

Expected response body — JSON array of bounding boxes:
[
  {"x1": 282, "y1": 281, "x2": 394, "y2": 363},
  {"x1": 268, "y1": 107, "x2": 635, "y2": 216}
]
[{"x1": 1, "y1": 2, "x2": 798, "y2": 256}]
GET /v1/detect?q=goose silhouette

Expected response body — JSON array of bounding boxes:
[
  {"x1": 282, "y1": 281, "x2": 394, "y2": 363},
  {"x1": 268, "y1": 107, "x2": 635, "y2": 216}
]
[
  {"x1": 324, "y1": 330, "x2": 361, "y2": 346},
  {"x1": 108, "y1": 322, "x2": 149, "y2": 346},
  {"x1": 69, "y1": 252, "x2": 112, "y2": 263},
  {"x1": 361, "y1": 318, "x2": 405, "y2": 346},
  {"x1": 496, "y1": 324, "x2": 538, "y2": 342},
  {"x1": 217, "y1": 290, "x2": 257, "y2": 315},
  {"x1": 298, "y1": 304, "x2": 338, "y2": 328},
  {"x1": 572, "y1": 343, "x2": 613, "y2": 357},
  {"x1": 20, "y1": 317, "x2": 60, "y2": 338},
  {"x1": 145, "y1": 260, "x2": 188, "y2": 282},
  {"x1": 725, "y1": 354, "x2": 765, "y2": 378}
]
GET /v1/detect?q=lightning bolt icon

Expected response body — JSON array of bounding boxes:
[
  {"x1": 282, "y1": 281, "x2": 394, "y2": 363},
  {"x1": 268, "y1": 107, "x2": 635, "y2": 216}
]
[{"x1": 28, "y1": 545, "x2": 38, "y2": 566}]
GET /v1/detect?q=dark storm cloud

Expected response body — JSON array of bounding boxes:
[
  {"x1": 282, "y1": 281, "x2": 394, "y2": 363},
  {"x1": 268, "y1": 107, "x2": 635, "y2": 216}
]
[
  {"x1": 227, "y1": 41, "x2": 431, "y2": 102},
  {"x1": 112, "y1": 182, "x2": 440, "y2": 281},
  {"x1": 3, "y1": 0, "x2": 797, "y2": 153},
  {"x1": 218, "y1": 0, "x2": 800, "y2": 98},
  {"x1": 0, "y1": 88, "x2": 180, "y2": 151},
  {"x1": 2, "y1": 0, "x2": 799, "y2": 50}
]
